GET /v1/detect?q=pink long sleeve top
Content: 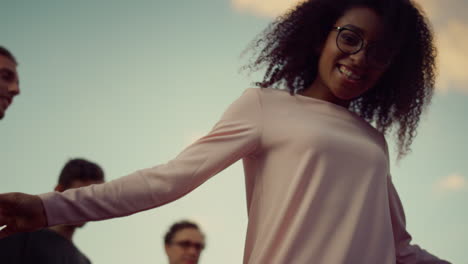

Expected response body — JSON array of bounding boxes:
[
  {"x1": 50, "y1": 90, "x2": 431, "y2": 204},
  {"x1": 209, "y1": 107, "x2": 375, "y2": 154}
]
[{"x1": 39, "y1": 88, "x2": 449, "y2": 263}]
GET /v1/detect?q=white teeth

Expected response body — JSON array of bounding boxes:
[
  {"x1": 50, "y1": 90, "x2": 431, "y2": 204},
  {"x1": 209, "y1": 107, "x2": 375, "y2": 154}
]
[{"x1": 338, "y1": 65, "x2": 362, "y2": 80}]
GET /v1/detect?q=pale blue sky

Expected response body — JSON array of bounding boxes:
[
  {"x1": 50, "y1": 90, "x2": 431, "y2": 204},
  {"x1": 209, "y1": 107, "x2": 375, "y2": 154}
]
[{"x1": 1, "y1": 0, "x2": 467, "y2": 263}]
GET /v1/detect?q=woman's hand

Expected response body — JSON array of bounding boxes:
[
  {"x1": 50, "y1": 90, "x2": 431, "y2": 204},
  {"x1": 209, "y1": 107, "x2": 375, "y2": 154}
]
[{"x1": 0, "y1": 192, "x2": 47, "y2": 239}]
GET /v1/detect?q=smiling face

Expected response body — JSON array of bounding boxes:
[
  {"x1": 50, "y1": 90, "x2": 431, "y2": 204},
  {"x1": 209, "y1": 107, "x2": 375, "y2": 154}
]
[
  {"x1": 305, "y1": 7, "x2": 388, "y2": 107},
  {"x1": 0, "y1": 55, "x2": 19, "y2": 119}
]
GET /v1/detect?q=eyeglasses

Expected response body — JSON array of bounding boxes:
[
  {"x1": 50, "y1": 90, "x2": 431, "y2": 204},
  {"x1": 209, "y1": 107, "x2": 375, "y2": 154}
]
[
  {"x1": 172, "y1": 240, "x2": 205, "y2": 251},
  {"x1": 332, "y1": 26, "x2": 394, "y2": 69}
]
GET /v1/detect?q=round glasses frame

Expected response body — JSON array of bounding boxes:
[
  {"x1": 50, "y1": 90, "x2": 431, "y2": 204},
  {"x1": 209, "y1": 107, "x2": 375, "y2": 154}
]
[{"x1": 332, "y1": 26, "x2": 393, "y2": 69}]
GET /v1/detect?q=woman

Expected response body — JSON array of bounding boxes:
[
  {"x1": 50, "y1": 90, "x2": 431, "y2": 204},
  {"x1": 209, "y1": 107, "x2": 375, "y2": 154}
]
[{"x1": 0, "y1": 0, "x2": 451, "y2": 263}]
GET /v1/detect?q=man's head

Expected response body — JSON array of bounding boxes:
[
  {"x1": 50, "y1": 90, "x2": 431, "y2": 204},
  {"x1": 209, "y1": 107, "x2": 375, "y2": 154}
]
[
  {"x1": 164, "y1": 220, "x2": 205, "y2": 264},
  {"x1": 0, "y1": 46, "x2": 19, "y2": 120},
  {"x1": 54, "y1": 158, "x2": 105, "y2": 227},
  {"x1": 55, "y1": 158, "x2": 105, "y2": 191}
]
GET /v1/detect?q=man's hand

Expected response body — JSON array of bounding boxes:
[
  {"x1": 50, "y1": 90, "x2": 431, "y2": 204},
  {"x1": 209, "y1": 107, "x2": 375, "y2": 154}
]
[{"x1": 0, "y1": 192, "x2": 47, "y2": 239}]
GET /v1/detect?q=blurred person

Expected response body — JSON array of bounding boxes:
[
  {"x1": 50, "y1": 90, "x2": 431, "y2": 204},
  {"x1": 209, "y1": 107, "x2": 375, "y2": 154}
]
[
  {"x1": 0, "y1": 46, "x2": 19, "y2": 120},
  {"x1": 0, "y1": 158, "x2": 105, "y2": 264},
  {"x1": 164, "y1": 220, "x2": 205, "y2": 264}
]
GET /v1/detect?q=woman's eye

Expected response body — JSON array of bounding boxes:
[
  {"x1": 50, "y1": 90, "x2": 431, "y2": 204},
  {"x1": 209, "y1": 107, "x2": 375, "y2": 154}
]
[{"x1": 340, "y1": 33, "x2": 360, "y2": 46}]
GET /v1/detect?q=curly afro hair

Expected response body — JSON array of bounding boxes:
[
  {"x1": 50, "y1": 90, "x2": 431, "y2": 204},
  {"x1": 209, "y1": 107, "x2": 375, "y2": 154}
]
[{"x1": 243, "y1": 0, "x2": 436, "y2": 158}]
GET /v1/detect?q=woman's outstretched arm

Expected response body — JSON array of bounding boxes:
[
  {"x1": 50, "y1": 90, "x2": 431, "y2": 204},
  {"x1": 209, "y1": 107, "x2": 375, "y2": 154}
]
[
  {"x1": 0, "y1": 88, "x2": 262, "y2": 235},
  {"x1": 388, "y1": 175, "x2": 451, "y2": 264}
]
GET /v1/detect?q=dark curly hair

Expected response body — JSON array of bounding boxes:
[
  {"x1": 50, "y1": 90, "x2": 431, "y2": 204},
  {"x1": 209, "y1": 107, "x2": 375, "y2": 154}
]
[{"x1": 243, "y1": 0, "x2": 436, "y2": 158}]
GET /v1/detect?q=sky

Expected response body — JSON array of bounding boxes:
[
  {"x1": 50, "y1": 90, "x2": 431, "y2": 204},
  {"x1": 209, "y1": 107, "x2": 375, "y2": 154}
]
[{"x1": 1, "y1": 0, "x2": 467, "y2": 263}]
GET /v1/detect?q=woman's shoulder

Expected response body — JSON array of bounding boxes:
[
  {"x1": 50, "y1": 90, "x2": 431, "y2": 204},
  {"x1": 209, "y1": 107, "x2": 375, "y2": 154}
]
[
  {"x1": 242, "y1": 87, "x2": 293, "y2": 103},
  {"x1": 249, "y1": 87, "x2": 289, "y2": 95}
]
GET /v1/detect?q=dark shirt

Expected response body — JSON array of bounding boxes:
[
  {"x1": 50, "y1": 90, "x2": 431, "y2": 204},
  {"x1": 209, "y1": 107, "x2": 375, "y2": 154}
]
[{"x1": 0, "y1": 229, "x2": 91, "y2": 264}]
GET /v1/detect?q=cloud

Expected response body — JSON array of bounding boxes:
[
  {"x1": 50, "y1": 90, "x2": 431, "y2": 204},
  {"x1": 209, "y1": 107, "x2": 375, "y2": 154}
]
[
  {"x1": 231, "y1": 0, "x2": 305, "y2": 18},
  {"x1": 434, "y1": 173, "x2": 466, "y2": 193},
  {"x1": 435, "y1": 20, "x2": 468, "y2": 94},
  {"x1": 231, "y1": 0, "x2": 439, "y2": 20},
  {"x1": 410, "y1": 0, "x2": 468, "y2": 94},
  {"x1": 413, "y1": 0, "x2": 438, "y2": 18}
]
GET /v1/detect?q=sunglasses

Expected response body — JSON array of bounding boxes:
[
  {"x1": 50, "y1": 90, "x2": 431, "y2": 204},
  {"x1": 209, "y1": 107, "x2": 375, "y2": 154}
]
[{"x1": 172, "y1": 240, "x2": 205, "y2": 251}]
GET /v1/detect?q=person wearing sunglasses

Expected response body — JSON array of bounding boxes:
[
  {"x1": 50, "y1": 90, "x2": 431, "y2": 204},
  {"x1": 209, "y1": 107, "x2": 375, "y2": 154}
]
[
  {"x1": 164, "y1": 221, "x2": 205, "y2": 264},
  {"x1": 0, "y1": 0, "x2": 452, "y2": 263}
]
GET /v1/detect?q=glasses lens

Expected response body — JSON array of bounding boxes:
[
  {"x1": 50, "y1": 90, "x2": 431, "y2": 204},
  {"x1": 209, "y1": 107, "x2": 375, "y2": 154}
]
[
  {"x1": 337, "y1": 30, "x2": 362, "y2": 54},
  {"x1": 177, "y1": 241, "x2": 191, "y2": 249}
]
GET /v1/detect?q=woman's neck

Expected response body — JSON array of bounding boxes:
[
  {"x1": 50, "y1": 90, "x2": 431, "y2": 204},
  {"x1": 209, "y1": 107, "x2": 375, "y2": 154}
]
[{"x1": 300, "y1": 80, "x2": 350, "y2": 108}]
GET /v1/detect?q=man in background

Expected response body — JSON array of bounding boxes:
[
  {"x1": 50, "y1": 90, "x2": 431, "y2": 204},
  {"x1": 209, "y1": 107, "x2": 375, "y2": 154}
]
[
  {"x1": 0, "y1": 46, "x2": 20, "y2": 120},
  {"x1": 0, "y1": 158, "x2": 105, "y2": 264},
  {"x1": 164, "y1": 220, "x2": 206, "y2": 264}
]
